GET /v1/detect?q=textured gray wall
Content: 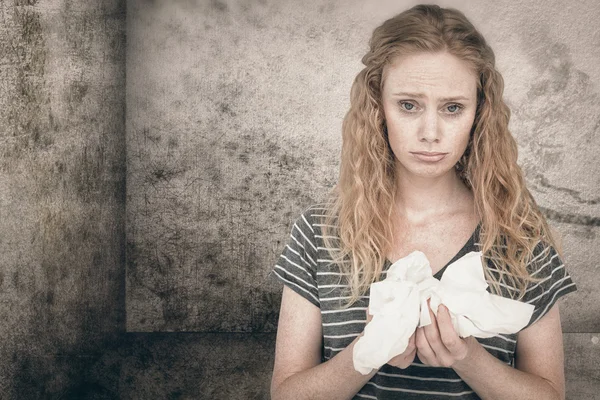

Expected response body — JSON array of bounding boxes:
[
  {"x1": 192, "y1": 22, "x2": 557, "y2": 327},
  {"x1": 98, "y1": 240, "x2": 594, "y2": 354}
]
[
  {"x1": 0, "y1": 0, "x2": 598, "y2": 398},
  {"x1": 0, "y1": 0, "x2": 127, "y2": 397},
  {"x1": 124, "y1": 0, "x2": 600, "y2": 397},
  {"x1": 124, "y1": 0, "x2": 349, "y2": 332},
  {"x1": 126, "y1": 0, "x2": 599, "y2": 330}
]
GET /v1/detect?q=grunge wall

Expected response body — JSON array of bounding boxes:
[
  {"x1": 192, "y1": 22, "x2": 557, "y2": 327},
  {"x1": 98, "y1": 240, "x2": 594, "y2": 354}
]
[{"x1": 0, "y1": 0, "x2": 598, "y2": 398}]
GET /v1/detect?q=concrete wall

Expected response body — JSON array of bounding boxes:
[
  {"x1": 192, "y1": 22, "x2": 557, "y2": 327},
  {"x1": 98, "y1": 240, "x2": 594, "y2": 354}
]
[
  {"x1": 0, "y1": 0, "x2": 127, "y2": 398},
  {"x1": 0, "y1": 0, "x2": 598, "y2": 398},
  {"x1": 126, "y1": 0, "x2": 600, "y2": 334}
]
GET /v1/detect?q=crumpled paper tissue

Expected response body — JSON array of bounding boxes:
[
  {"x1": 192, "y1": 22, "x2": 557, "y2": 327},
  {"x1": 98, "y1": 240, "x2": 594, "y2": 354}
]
[{"x1": 352, "y1": 250, "x2": 534, "y2": 375}]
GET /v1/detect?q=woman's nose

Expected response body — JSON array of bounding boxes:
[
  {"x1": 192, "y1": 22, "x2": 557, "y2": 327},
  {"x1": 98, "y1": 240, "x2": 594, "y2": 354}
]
[{"x1": 419, "y1": 111, "x2": 441, "y2": 143}]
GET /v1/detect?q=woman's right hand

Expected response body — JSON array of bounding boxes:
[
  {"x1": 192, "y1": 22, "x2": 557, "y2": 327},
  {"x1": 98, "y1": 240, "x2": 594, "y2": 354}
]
[
  {"x1": 387, "y1": 332, "x2": 417, "y2": 369},
  {"x1": 364, "y1": 311, "x2": 417, "y2": 369}
]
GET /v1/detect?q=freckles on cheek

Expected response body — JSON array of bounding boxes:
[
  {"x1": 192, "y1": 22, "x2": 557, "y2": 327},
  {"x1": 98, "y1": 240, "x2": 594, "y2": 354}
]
[{"x1": 448, "y1": 117, "x2": 474, "y2": 138}]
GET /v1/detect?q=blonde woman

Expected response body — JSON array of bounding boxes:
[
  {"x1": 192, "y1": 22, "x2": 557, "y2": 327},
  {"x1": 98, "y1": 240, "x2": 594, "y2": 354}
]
[{"x1": 270, "y1": 4, "x2": 577, "y2": 399}]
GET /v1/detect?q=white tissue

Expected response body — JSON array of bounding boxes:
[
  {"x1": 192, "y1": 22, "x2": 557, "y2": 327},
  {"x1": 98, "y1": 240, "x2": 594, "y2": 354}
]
[{"x1": 352, "y1": 250, "x2": 534, "y2": 375}]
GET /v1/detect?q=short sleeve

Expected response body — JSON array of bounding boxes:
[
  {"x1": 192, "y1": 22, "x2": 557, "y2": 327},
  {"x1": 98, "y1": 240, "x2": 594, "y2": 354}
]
[
  {"x1": 521, "y1": 242, "x2": 577, "y2": 328},
  {"x1": 270, "y1": 209, "x2": 320, "y2": 308}
]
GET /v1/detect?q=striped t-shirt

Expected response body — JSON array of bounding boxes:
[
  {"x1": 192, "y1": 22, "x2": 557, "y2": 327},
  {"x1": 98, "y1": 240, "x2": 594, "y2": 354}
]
[{"x1": 271, "y1": 204, "x2": 577, "y2": 400}]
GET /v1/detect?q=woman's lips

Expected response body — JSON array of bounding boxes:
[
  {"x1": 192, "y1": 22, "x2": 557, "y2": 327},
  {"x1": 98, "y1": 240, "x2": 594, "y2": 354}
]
[{"x1": 410, "y1": 152, "x2": 448, "y2": 162}]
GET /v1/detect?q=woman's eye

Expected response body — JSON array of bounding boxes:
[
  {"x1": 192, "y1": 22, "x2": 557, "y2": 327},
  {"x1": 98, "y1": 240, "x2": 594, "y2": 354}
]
[
  {"x1": 400, "y1": 102, "x2": 416, "y2": 111},
  {"x1": 447, "y1": 104, "x2": 462, "y2": 113}
]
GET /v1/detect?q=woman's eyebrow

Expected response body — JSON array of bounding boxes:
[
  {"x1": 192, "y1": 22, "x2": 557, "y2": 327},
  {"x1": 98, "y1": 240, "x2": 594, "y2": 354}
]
[{"x1": 392, "y1": 92, "x2": 471, "y2": 102}]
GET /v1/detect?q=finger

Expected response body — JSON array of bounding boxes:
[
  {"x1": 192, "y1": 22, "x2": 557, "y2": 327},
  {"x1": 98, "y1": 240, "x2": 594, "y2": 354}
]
[
  {"x1": 405, "y1": 345, "x2": 417, "y2": 363},
  {"x1": 404, "y1": 332, "x2": 416, "y2": 354},
  {"x1": 415, "y1": 327, "x2": 439, "y2": 367},
  {"x1": 422, "y1": 304, "x2": 454, "y2": 366},
  {"x1": 388, "y1": 346, "x2": 416, "y2": 369},
  {"x1": 402, "y1": 336, "x2": 417, "y2": 360},
  {"x1": 437, "y1": 304, "x2": 468, "y2": 359},
  {"x1": 422, "y1": 305, "x2": 444, "y2": 350},
  {"x1": 408, "y1": 332, "x2": 416, "y2": 346},
  {"x1": 388, "y1": 332, "x2": 417, "y2": 369}
]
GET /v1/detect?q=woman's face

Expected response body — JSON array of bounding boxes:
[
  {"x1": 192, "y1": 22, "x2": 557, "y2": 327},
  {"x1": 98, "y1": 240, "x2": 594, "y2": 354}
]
[{"x1": 381, "y1": 51, "x2": 478, "y2": 181}]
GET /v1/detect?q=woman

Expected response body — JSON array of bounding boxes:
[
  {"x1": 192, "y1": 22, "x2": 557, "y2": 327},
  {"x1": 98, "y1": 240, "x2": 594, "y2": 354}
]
[{"x1": 270, "y1": 4, "x2": 577, "y2": 399}]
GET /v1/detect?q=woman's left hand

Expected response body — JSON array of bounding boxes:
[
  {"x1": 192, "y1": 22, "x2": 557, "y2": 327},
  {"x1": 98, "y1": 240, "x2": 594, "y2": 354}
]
[{"x1": 415, "y1": 302, "x2": 479, "y2": 368}]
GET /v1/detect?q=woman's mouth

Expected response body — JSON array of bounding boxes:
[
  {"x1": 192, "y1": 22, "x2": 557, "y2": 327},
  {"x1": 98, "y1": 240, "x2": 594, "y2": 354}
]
[{"x1": 410, "y1": 152, "x2": 448, "y2": 162}]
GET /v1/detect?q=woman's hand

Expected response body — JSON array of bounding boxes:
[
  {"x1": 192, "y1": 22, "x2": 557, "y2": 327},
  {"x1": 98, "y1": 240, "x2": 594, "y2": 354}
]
[
  {"x1": 415, "y1": 302, "x2": 478, "y2": 368},
  {"x1": 387, "y1": 331, "x2": 417, "y2": 369},
  {"x1": 364, "y1": 310, "x2": 417, "y2": 369}
]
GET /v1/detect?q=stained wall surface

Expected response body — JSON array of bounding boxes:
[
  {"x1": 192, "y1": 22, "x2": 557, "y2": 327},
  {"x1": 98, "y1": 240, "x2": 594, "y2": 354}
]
[
  {"x1": 0, "y1": 0, "x2": 127, "y2": 398},
  {"x1": 0, "y1": 0, "x2": 598, "y2": 398},
  {"x1": 126, "y1": 0, "x2": 599, "y2": 332}
]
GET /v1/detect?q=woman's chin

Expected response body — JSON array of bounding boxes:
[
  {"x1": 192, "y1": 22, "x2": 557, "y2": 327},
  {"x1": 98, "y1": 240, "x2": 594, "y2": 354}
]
[{"x1": 397, "y1": 163, "x2": 458, "y2": 181}]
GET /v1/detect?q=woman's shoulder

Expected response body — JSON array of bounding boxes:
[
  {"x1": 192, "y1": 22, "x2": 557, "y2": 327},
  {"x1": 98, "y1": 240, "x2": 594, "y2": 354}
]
[
  {"x1": 272, "y1": 203, "x2": 337, "y2": 308},
  {"x1": 524, "y1": 239, "x2": 566, "y2": 277},
  {"x1": 292, "y1": 203, "x2": 336, "y2": 234},
  {"x1": 298, "y1": 203, "x2": 333, "y2": 220},
  {"x1": 519, "y1": 238, "x2": 577, "y2": 327},
  {"x1": 283, "y1": 203, "x2": 336, "y2": 251}
]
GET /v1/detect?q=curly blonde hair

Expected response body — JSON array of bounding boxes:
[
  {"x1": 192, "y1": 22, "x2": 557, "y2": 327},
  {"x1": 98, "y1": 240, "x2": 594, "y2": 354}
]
[{"x1": 323, "y1": 4, "x2": 562, "y2": 305}]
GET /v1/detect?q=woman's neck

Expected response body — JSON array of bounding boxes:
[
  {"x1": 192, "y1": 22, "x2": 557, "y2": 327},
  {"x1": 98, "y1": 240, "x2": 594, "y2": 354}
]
[{"x1": 394, "y1": 171, "x2": 473, "y2": 225}]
